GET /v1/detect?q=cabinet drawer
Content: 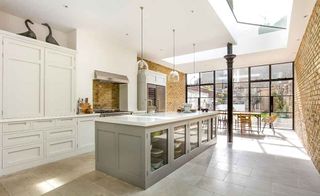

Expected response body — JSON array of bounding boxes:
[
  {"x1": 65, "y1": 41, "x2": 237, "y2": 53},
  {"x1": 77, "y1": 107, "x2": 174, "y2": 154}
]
[
  {"x1": 33, "y1": 119, "x2": 55, "y2": 129},
  {"x1": 47, "y1": 128, "x2": 75, "y2": 140},
  {"x1": 3, "y1": 121, "x2": 32, "y2": 133},
  {"x1": 56, "y1": 118, "x2": 75, "y2": 127},
  {"x1": 47, "y1": 138, "x2": 75, "y2": 157},
  {"x1": 3, "y1": 143, "x2": 43, "y2": 168},
  {"x1": 3, "y1": 131, "x2": 43, "y2": 148}
]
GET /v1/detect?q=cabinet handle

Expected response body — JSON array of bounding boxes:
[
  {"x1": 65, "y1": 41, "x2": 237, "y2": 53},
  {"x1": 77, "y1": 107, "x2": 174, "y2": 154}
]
[
  {"x1": 36, "y1": 120, "x2": 53, "y2": 123},
  {"x1": 60, "y1": 118, "x2": 73, "y2": 121},
  {"x1": 8, "y1": 122, "x2": 27, "y2": 126},
  {"x1": 8, "y1": 134, "x2": 40, "y2": 140},
  {"x1": 80, "y1": 119, "x2": 94, "y2": 122}
]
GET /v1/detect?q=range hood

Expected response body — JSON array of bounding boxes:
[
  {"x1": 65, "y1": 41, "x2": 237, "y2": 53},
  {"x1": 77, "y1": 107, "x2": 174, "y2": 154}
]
[{"x1": 94, "y1": 70, "x2": 129, "y2": 84}]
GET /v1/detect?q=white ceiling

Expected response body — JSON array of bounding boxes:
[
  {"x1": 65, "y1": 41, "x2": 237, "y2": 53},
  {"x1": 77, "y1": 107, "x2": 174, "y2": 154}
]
[{"x1": 0, "y1": 0, "x2": 316, "y2": 73}]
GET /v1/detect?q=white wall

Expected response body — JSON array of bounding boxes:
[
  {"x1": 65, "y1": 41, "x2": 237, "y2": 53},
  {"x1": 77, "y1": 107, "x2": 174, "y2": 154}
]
[
  {"x1": 76, "y1": 29, "x2": 138, "y2": 111},
  {"x1": 0, "y1": 11, "x2": 71, "y2": 48}
]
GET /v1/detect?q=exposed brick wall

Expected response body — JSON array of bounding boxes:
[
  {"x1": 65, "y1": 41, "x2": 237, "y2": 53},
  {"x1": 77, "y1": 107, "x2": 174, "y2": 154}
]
[
  {"x1": 92, "y1": 80, "x2": 119, "y2": 109},
  {"x1": 144, "y1": 59, "x2": 186, "y2": 112},
  {"x1": 294, "y1": 0, "x2": 320, "y2": 173}
]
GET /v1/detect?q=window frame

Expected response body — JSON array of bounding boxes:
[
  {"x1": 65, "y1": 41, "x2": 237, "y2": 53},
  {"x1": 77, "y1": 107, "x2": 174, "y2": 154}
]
[{"x1": 186, "y1": 62, "x2": 294, "y2": 129}]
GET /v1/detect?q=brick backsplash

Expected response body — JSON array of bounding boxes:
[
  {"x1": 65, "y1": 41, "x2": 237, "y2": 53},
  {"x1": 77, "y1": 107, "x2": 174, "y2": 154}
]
[
  {"x1": 93, "y1": 80, "x2": 119, "y2": 109},
  {"x1": 294, "y1": 0, "x2": 320, "y2": 173}
]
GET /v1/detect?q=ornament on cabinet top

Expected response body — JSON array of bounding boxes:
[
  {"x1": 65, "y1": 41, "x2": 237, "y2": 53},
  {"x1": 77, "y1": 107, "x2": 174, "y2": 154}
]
[
  {"x1": 18, "y1": 19, "x2": 37, "y2": 39},
  {"x1": 42, "y1": 23, "x2": 59, "y2": 46}
]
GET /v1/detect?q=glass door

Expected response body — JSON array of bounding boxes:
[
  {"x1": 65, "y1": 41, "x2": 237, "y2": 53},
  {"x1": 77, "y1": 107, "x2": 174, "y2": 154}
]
[
  {"x1": 201, "y1": 120, "x2": 209, "y2": 143},
  {"x1": 150, "y1": 129, "x2": 168, "y2": 172},
  {"x1": 189, "y1": 122, "x2": 199, "y2": 151},
  {"x1": 173, "y1": 125, "x2": 187, "y2": 159},
  {"x1": 271, "y1": 80, "x2": 293, "y2": 129},
  {"x1": 211, "y1": 117, "x2": 217, "y2": 139}
]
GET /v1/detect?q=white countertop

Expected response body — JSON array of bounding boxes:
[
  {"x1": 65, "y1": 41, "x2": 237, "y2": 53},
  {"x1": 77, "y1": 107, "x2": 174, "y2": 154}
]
[
  {"x1": 96, "y1": 111, "x2": 218, "y2": 127},
  {"x1": 0, "y1": 113, "x2": 100, "y2": 123}
]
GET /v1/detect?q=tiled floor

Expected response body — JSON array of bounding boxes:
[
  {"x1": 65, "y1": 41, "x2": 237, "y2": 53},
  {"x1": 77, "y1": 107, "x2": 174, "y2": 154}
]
[{"x1": 0, "y1": 128, "x2": 319, "y2": 196}]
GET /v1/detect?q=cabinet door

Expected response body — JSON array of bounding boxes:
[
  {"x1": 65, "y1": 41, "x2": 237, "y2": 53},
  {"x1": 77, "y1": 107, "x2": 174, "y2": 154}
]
[
  {"x1": 2, "y1": 38, "x2": 44, "y2": 118},
  {"x1": 189, "y1": 121, "x2": 199, "y2": 151},
  {"x1": 201, "y1": 119, "x2": 209, "y2": 143},
  {"x1": 3, "y1": 143, "x2": 44, "y2": 168},
  {"x1": 146, "y1": 72, "x2": 156, "y2": 84},
  {"x1": 156, "y1": 85, "x2": 166, "y2": 112},
  {"x1": 156, "y1": 75, "x2": 166, "y2": 86},
  {"x1": 0, "y1": 35, "x2": 3, "y2": 119},
  {"x1": 47, "y1": 138, "x2": 75, "y2": 157},
  {"x1": 77, "y1": 117, "x2": 95, "y2": 150},
  {"x1": 45, "y1": 49, "x2": 75, "y2": 116},
  {"x1": 149, "y1": 129, "x2": 169, "y2": 172}
]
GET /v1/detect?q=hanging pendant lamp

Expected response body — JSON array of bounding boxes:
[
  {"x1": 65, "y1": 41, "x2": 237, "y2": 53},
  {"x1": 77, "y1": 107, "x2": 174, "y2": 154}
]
[
  {"x1": 168, "y1": 29, "x2": 179, "y2": 82},
  {"x1": 137, "y1": 6, "x2": 148, "y2": 70}
]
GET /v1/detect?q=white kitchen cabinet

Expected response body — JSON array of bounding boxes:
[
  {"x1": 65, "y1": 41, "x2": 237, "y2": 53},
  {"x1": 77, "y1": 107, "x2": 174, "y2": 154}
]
[
  {"x1": 146, "y1": 72, "x2": 156, "y2": 84},
  {"x1": 45, "y1": 49, "x2": 75, "y2": 116},
  {"x1": 138, "y1": 70, "x2": 167, "y2": 111},
  {"x1": 3, "y1": 143, "x2": 44, "y2": 168},
  {"x1": 3, "y1": 131, "x2": 43, "y2": 148},
  {"x1": 2, "y1": 37, "x2": 44, "y2": 119},
  {"x1": 47, "y1": 127, "x2": 75, "y2": 141},
  {"x1": 77, "y1": 117, "x2": 95, "y2": 151},
  {"x1": 0, "y1": 35, "x2": 3, "y2": 119},
  {"x1": 156, "y1": 75, "x2": 166, "y2": 86},
  {"x1": 3, "y1": 121, "x2": 32, "y2": 133},
  {"x1": 46, "y1": 138, "x2": 75, "y2": 158},
  {"x1": 0, "y1": 123, "x2": 2, "y2": 174}
]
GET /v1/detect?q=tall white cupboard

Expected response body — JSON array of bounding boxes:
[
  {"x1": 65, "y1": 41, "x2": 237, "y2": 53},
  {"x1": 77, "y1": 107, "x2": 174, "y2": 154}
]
[{"x1": 0, "y1": 30, "x2": 97, "y2": 176}]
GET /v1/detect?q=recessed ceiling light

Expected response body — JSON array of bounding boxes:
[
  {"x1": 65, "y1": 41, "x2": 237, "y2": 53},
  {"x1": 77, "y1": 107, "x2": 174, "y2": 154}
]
[
  {"x1": 304, "y1": 15, "x2": 308, "y2": 18},
  {"x1": 160, "y1": 49, "x2": 164, "y2": 51},
  {"x1": 190, "y1": 10, "x2": 195, "y2": 14},
  {"x1": 125, "y1": 33, "x2": 129, "y2": 36},
  {"x1": 64, "y1": 4, "x2": 69, "y2": 8}
]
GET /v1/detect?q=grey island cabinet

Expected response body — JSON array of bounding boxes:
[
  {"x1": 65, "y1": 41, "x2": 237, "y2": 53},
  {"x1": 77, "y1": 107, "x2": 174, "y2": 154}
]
[{"x1": 95, "y1": 111, "x2": 218, "y2": 189}]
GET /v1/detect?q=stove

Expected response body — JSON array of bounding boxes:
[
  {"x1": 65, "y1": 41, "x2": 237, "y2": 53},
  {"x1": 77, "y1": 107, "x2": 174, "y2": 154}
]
[{"x1": 94, "y1": 109, "x2": 132, "y2": 117}]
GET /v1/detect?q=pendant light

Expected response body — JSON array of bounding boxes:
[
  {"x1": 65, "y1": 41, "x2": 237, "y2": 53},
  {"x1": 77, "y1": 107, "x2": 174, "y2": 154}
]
[
  {"x1": 168, "y1": 29, "x2": 179, "y2": 82},
  {"x1": 137, "y1": 6, "x2": 148, "y2": 70}
]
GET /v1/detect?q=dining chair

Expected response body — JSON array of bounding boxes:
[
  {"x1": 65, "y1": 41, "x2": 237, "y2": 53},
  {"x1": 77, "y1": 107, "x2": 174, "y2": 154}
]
[
  {"x1": 262, "y1": 114, "x2": 278, "y2": 135},
  {"x1": 238, "y1": 114, "x2": 252, "y2": 135},
  {"x1": 218, "y1": 112, "x2": 227, "y2": 129}
]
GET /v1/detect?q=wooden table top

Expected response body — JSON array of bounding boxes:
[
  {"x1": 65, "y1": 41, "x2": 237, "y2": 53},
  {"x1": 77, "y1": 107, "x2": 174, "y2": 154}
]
[{"x1": 217, "y1": 111, "x2": 262, "y2": 116}]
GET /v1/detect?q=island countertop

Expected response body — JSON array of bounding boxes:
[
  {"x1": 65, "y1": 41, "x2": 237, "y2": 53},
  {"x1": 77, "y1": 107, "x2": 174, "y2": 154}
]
[{"x1": 95, "y1": 111, "x2": 218, "y2": 127}]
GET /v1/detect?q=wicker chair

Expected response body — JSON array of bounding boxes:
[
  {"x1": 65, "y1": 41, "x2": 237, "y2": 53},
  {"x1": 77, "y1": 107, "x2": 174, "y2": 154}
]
[{"x1": 262, "y1": 114, "x2": 278, "y2": 135}]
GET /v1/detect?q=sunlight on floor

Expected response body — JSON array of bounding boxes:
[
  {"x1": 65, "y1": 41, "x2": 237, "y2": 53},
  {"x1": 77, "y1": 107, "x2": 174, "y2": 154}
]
[
  {"x1": 46, "y1": 178, "x2": 64, "y2": 188},
  {"x1": 217, "y1": 128, "x2": 310, "y2": 160},
  {"x1": 36, "y1": 181, "x2": 54, "y2": 193}
]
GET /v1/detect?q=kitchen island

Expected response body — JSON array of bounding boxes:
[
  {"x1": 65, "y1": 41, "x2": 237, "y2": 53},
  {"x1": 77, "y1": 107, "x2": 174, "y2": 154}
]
[{"x1": 95, "y1": 111, "x2": 218, "y2": 189}]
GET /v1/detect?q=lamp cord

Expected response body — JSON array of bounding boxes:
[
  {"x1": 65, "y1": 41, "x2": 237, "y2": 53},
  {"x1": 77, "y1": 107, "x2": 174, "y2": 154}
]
[
  {"x1": 173, "y1": 29, "x2": 176, "y2": 71},
  {"x1": 193, "y1": 43, "x2": 196, "y2": 73},
  {"x1": 140, "y1": 7, "x2": 144, "y2": 60}
]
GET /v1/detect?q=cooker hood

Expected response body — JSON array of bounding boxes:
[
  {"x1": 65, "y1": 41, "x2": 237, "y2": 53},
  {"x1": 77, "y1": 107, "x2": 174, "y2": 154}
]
[{"x1": 94, "y1": 70, "x2": 129, "y2": 84}]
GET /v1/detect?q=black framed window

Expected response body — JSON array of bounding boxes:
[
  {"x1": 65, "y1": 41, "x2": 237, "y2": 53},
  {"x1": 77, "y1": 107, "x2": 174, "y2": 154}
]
[
  {"x1": 233, "y1": 68, "x2": 249, "y2": 111},
  {"x1": 185, "y1": 62, "x2": 294, "y2": 129}
]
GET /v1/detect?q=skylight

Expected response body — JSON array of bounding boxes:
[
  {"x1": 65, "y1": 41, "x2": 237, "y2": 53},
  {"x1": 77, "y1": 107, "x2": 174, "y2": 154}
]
[{"x1": 226, "y1": 0, "x2": 292, "y2": 29}]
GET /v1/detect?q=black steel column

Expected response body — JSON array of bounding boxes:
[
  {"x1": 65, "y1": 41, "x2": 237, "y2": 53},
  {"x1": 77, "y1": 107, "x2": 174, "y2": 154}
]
[{"x1": 224, "y1": 43, "x2": 236, "y2": 143}]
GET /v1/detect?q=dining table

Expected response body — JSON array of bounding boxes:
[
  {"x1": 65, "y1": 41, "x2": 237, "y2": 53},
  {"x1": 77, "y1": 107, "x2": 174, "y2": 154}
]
[{"x1": 217, "y1": 111, "x2": 262, "y2": 133}]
